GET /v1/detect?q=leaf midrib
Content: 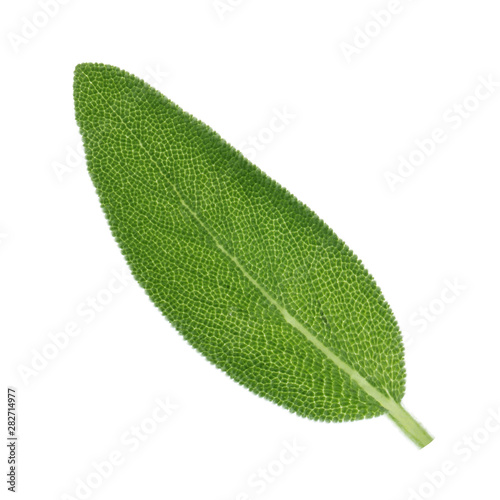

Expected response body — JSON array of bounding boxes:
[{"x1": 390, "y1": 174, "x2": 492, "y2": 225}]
[{"x1": 80, "y1": 69, "x2": 400, "y2": 416}]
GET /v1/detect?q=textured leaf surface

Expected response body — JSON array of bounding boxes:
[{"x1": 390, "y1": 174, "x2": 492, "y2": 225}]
[{"x1": 74, "y1": 63, "x2": 407, "y2": 424}]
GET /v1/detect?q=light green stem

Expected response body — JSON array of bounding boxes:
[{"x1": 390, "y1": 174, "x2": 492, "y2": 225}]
[{"x1": 386, "y1": 403, "x2": 433, "y2": 448}]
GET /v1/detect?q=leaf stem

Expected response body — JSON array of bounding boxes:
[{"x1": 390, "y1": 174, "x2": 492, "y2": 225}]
[{"x1": 386, "y1": 403, "x2": 433, "y2": 448}]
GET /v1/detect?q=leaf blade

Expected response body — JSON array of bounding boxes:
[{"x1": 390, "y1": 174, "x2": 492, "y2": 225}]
[{"x1": 74, "y1": 63, "x2": 407, "y2": 423}]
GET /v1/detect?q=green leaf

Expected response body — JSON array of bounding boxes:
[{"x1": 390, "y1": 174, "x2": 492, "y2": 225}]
[{"x1": 73, "y1": 63, "x2": 433, "y2": 448}]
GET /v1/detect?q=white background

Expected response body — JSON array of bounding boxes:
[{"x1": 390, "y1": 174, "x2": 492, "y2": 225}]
[{"x1": 2, "y1": 1, "x2": 500, "y2": 499}]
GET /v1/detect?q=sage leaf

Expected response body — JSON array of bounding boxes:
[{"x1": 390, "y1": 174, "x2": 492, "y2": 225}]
[{"x1": 73, "y1": 63, "x2": 433, "y2": 448}]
